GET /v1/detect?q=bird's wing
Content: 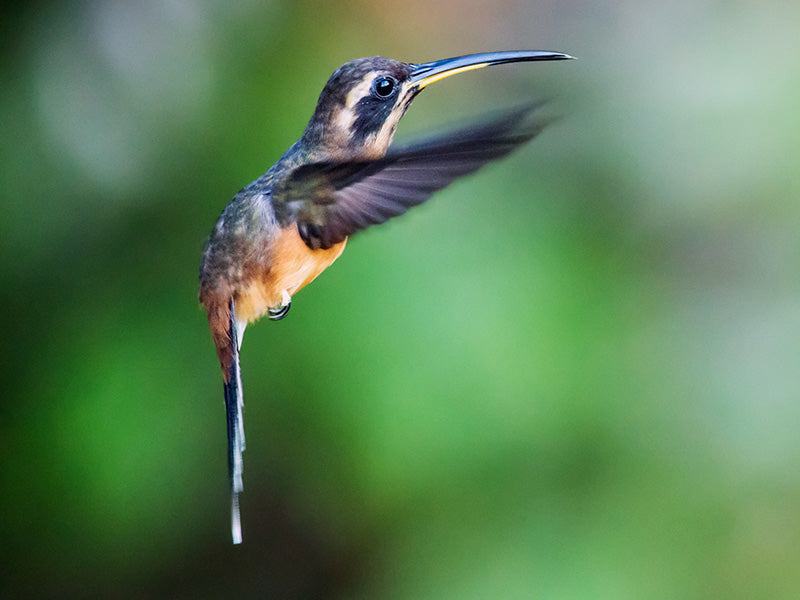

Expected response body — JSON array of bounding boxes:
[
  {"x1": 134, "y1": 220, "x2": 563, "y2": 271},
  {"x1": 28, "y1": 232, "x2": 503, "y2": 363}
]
[{"x1": 280, "y1": 104, "x2": 552, "y2": 250}]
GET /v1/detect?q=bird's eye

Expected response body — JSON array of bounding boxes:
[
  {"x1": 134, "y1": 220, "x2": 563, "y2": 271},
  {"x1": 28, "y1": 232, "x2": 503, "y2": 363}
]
[{"x1": 372, "y1": 76, "x2": 396, "y2": 98}]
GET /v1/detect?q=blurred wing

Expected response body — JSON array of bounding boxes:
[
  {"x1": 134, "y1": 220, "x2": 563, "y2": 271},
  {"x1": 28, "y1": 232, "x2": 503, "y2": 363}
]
[{"x1": 282, "y1": 105, "x2": 552, "y2": 250}]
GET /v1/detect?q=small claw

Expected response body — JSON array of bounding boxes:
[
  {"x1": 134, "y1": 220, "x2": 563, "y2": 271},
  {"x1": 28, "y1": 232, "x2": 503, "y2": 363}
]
[{"x1": 268, "y1": 291, "x2": 292, "y2": 321}]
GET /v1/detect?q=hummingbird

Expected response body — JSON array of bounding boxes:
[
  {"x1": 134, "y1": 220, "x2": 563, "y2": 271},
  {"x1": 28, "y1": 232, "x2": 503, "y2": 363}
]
[{"x1": 199, "y1": 50, "x2": 573, "y2": 543}]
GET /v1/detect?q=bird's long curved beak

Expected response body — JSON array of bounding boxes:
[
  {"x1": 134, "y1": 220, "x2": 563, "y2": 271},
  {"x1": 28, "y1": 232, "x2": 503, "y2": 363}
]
[{"x1": 409, "y1": 50, "x2": 574, "y2": 89}]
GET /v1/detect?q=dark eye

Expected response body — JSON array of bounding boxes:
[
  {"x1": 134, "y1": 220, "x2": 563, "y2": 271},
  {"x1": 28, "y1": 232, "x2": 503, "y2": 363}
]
[{"x1": 372, "y1": 76, "x2": 396, "y2": 98}]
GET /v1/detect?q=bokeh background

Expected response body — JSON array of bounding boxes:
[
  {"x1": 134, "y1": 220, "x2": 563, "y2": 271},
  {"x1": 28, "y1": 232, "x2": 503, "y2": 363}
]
[{"x1": 2, "y1": 0, "x2": 799, "y2": 597}]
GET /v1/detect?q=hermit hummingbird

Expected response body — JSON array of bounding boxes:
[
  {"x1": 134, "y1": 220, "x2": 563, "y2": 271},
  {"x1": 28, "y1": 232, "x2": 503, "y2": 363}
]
[{"x1": 199, "y1": 50, "x2": 573, "y2": 543}]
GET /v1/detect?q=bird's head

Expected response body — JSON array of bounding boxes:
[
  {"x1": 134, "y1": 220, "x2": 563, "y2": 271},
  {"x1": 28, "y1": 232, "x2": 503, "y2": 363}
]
[{"x1": 300, "y1": 51, "x2": 572, "y2": 161}]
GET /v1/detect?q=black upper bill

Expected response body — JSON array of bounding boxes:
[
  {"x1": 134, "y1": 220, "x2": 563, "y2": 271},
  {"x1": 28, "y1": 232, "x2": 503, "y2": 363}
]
[{"x1": 409, "y1": 50, "x2": 574, "y2": 88}]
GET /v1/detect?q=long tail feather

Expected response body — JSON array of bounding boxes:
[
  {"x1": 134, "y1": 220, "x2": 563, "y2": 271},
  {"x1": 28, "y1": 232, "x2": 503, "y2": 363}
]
[{"x1": 224, "y1": 298, "x2": 245, "y2": 544}]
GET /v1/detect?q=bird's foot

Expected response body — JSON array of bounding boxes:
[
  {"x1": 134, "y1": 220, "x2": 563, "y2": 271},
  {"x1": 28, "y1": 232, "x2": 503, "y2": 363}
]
[{"x1": 268, "y1": 290, "x2": 292, "y2": 321}]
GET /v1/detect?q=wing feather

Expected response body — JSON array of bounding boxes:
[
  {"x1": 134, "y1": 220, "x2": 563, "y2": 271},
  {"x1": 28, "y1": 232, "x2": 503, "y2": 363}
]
[{"x1": 281, "y1": 105, "x2": 552, "y2": 249}]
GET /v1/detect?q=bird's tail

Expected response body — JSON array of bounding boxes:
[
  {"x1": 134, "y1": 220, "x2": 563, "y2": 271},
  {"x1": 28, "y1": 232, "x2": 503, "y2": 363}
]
[{"x1": 224, "y1": 298, "x2": 246, "y2": 544}]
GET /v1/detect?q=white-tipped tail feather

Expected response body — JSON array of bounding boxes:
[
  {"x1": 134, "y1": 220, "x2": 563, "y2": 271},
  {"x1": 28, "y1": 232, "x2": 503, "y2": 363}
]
[{"x1": 226, "y1": 301, "x2": 246, "y2": 544}]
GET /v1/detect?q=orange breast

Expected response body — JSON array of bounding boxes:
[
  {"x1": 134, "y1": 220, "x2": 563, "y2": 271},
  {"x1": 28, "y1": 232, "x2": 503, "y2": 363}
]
[{"x1": 235, "y1": 226, "x2": 346, "y2": 324}]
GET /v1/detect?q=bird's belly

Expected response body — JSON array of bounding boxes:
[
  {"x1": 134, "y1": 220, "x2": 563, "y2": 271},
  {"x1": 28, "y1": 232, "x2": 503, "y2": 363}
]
[{"x1": 236, "y1": 226, "x2": 346, "y2": 324}]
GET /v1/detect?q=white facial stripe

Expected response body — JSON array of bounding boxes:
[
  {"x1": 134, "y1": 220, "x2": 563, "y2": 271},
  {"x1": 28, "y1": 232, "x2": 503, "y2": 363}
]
[
  {"x1": 344, "y1": 75, "x2": 377, "y2": 109},
  {"x1": 331, "y1": 74, "x2": 379, "y2": 134},
  {"x1": 332, "y1": 105, "x2": 354, "y2": 135}
]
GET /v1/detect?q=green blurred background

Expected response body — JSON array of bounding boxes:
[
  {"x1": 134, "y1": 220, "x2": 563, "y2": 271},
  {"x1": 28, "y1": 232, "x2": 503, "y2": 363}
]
[{"x1": 2, "y1": 0, "x2": 799, "y2": 597}]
